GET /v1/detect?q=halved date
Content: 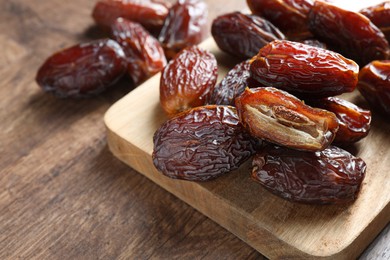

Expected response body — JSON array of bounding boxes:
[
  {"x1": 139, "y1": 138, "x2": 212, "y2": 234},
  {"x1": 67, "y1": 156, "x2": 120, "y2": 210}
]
[
  {"x1": 36, "y1": 39, "x2": 126, "y2": 98},
  {"x1": 246, "y1": 0, "x2": 313, "y2": 40},
  {"x1": 358, "y1": 60, "x2": 390, "y2": 116},
  {"x1": 208, "y1": 60, "x2": 257, "y2": 106},
  {"x1": 158, "y1": 0, "x2": 208, "y2": 59},
  {"x1": 111, "y1": 18, "x2": 166, "y2": 85},
  {"x1": 235, "y1": 87, "x2": 339, "y2": 151},
  {"x1": 160, "y1": 45, "x2": 218, "y2": 116},
  {"x1": 308, "y1": 97, "x2": 371, "y2": 144},
  {"x1": 211, "y1": 12, "x2": 285, "y2": 59},
  {"x1": 92, "y1": 0, "x2": 171, "y2": 34},
  {"x1": 360, "y1": 2, "x2": 390, "y2": 42},
  {"x1": 250, "y1": 40, "x2": 359, "y2": 98},
  {"x1": 308, "y1": 0, "x2": 390, "y2": 65},
  {"x1": 252, "y1": 144, "x2": 366, "y2": 204},
  {"x1": 152, "y1": 105, "x2": 259, "y2": 181}
]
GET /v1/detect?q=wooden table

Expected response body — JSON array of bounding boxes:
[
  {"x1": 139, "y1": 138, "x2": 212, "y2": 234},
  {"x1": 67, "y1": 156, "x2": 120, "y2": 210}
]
[{"x1": 1, "y1": 0, "x2": 388, "y2": 259}]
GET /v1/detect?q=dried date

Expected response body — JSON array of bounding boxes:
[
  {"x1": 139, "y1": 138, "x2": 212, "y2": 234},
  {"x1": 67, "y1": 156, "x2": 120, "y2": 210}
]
[
  {"x1": 160, "y1": 46, "x2": 218, "y2": 116},
  {"x1": 111, "y1": 18, "x2": 166, "y2": 85},
  {"x1": 92, "y1": 0, "x2": 171, "y2": 34},
  {"x1": 208, "y1": 60, "x2": 257, "y2": 106},
  {"x1": 251, "y1": 144, "x2": 366, "y2": 204},
  {"x1": 235, "y1": 87, "x2": 339, "y2": 151},
  {"x1": 308, "y1": 0, "x2": 390, "y2": 65},
  {"x1": 250, "y1": 40, "x2": 359, "y2": 98},
  {"x1": 308, "y1": 97, "x2": 371, "y2": 144},
  {"x1": 358, "y1": 60, "x2": 390, "y2": 116},
  {"x1": 246, "y1": 0, "x2": 313, "y2": 40},
  {"x1": 211, "y1": 12, "x2": 285, "y2": 59},
  {"x1": 152, "y1": 105, "x2": 259, "y2": 181},
  {"x1": 360, "y1": 2, "x2": 390, "y2": 42},
  {"x1": 158, "y1": 0, "x2": 208, "y2": 58},
  {"x1": 36, "y1": 39, "x2": 126, "y2": 98}
]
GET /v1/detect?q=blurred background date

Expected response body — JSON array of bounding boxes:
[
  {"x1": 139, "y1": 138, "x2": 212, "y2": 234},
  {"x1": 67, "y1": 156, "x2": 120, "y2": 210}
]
[
  {"x1": 36, "y1": 0, "x2": 208, "y2": 98},
  {"x1": 36, "y1": 39, "x2": 126, "y2": 98},
  {"x1": 358, "y1": 60, "x2": 390, "y2": 116}
]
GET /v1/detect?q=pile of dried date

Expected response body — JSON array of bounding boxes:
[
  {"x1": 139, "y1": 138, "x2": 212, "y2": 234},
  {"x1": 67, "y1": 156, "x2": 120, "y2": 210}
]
[
  {"x1": 153, "y1": 0, "x2": 390, "y2": 205},
  {"x1": 35, "y1": 0, "x2": 208, "y2": 97}
]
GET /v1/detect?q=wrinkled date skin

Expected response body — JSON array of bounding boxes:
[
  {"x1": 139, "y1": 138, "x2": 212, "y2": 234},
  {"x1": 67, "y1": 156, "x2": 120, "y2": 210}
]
[
  {"x1": 208, "y1": 60, "x2": 258, "y2": 106},
  {"x1": 250, "y1": 40, "x2": 359, "y2": 98},
  {"x1": 235, "y1": 87, "x2": 339, "y2": 151},
  {"x1": 36, "y1": 39, "x2": 126, "y2": 98},
  {"x1": 92, "y1": 0, "x2": 171, "y2": 34},
  {"x1": 360, "y1": 2, "x2": 390, "y2": 42},
  {"x1": 308, "y1": 1, "x2": 390, "y2": 66},
  {"x1": 111, "y1": 18, "x2": 166, "y2": 85},
  {"x1": 246, "y1": 0, "x2": 314, "y2": 40},
  {"x1": 160, "y1": 46, "x2": 218, "y2": 116},
  {"x1": 358, "y1": 60, "x2": 390, "y2": 116},
  {"x1": 308, "y1": 97, "x2": 371, "y2": 144},
  {"x1": 158, "y1": 0, "x2": 208, "y2": 59},
  {"x1": 211, "y1": 12, "x2": 285, "y2": 59},
  {"x1": 251, "y1": 144, "x2": 366, "y2": 204},
  {"x1": 153, "y1": 105, "x2": 259, "y2": 181}
]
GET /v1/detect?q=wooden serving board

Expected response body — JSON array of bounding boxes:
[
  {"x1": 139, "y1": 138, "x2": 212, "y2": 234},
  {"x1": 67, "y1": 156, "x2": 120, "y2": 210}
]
[{"x1": 104, "y1": 38, "x2": 390, "y2": 259}]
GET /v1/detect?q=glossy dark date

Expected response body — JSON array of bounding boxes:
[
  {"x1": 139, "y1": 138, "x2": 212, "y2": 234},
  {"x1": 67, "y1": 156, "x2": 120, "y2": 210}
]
[
  {"x1": 252, "y1": 144, "x2": 366, "y2": 204},
  {"x1": 308, "y1": 97, "x2": 371, "y2": 144},
  {"x1": 158, "y1": 0, "x2": 208, "y2": 59},
  {"x1": 360, "y1": 2, "x2": 390, "y2": 42},
  {"x1": 36, "y1": 39, "x2": 126, "y2": 98},
  {"x1": 250, "y1": 40, "x2": 359, "y2": 98},
  {"x1": 247, "y1": 0, "x2": 314, "y2": 40},
  {"x1": 208, "y1": 60, "x2": 257, "y2": 106},
  {"x1": 211, "y1": 12, "x2": 285, "y2": 59},
  {"x1": 92, "y1": 0, "x2": 171, "y2": 34},
  {"x1": 358, "y1": 60, "x2": 390, "y2": 116},
  {"x1": 308, "y1": 0, "x2": 390, "y2": 65},
  {"x1": 111, "y1": 18, "x2": 166, "y2": 85},
  {"x1": 153, "y1": 105, "x2": 259, "y2": 181}
]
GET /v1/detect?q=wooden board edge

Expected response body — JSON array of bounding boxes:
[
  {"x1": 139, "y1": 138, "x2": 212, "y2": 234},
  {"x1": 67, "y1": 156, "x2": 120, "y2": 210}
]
[
  {"x1": 104, "y1": 125, "x2": 308, "y2": 259},
  {"x1": 105, "y1": 118, "x2": 388, "y2": 259}
]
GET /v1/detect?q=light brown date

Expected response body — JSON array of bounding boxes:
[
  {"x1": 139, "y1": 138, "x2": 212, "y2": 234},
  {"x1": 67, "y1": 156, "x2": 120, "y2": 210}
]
[
  {"x1": 250, "y1": 40, "x2": 359, "y2": 98},
  {"x1": 160, "y1": 45, "x2": 218, "y2": 116}
]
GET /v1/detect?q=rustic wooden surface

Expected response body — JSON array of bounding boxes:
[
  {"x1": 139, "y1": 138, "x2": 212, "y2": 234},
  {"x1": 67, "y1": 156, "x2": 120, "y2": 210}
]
[
  {"x1": 0, "y1": 0, "x2": 388, "y2": 259},
  {"x1": 105, "y1": 38, "x2": 390, "y2": 259}
]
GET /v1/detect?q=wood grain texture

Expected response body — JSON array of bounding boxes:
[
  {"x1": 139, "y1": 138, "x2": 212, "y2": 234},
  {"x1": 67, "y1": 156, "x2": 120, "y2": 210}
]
[
  {"x1": 0, "y1": 0, "x2": 388, "y2": 259},
  {"x1": 105, "y1": 39, "x2": 390, "y2": 259}
]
